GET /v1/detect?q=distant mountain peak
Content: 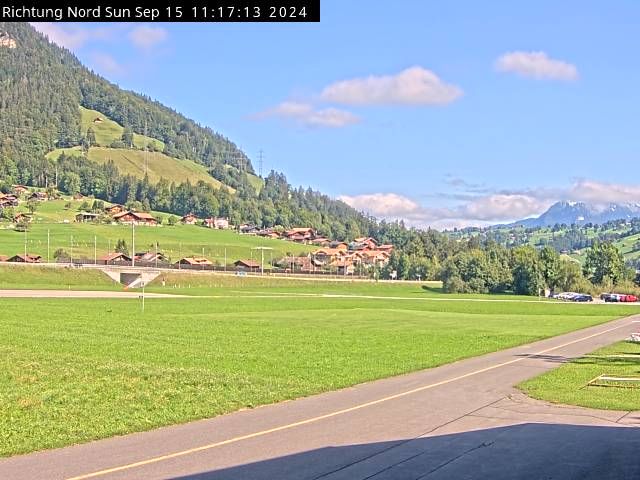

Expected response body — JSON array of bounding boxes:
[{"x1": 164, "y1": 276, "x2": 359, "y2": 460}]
[{"x1": 508, "y1": 200, "x2": 640, "y2": 227}]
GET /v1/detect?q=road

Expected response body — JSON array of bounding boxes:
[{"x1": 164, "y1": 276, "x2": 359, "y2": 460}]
[
  {"x1": 0, "y1": 289, "x2": 182, "y2": 298},
  {"x1": 1, "y1": 316, "x2": 639, "y2": 479}
]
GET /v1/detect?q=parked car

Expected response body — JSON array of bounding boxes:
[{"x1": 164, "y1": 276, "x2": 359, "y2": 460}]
[{"x1": 574, "y1": 294, "x2": 593, "y2": 302}]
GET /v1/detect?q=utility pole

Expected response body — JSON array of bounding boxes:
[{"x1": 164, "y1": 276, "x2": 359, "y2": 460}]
[
  {"x1": 47, "y1": 229, "x2": 50, "y2": 263},
  {"x1": 224, "y1": 248, "x2": 227, "y2": 272},
  {"x1": 131, "y1": 222, "x2": 135, "y2": 267},
  {"x1": 94, "y1": 235, "x2": 97, "y2": 265},
  {"x1": 23, "y1": 228, "x2": 27, "y2": 258},
  {"x1": 258, "y1": 149, "x2": 264, "y2": 177},
  {"x1": 70, "y1": 235, "x2": 73, "y2": 264}
]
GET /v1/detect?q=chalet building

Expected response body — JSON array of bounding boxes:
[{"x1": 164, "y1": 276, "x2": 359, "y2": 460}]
[
  {"x1": 311, "y1": 237, "x2": 330, "y2": 247},
  {"x1": 278, "y1": 256, "x2": 322, "y2": 273},
  {"x1": 0, "y1": 255, "x2": 8, "y2": 262},
  {"x1": 377, "y1": 244, "x2": 394, "y2": 253},
  {"x1": 99, "y1": 252, "x2": 132, "y2": 265},
  {"x1": 312, "y1": 248, "x2": 347, "y2": 264},
  {"x1": 75, "y1": 212, "x2": 100, "y2": 223},
  {"x1": 8, "y1": 254, "x2": 42, "y2": 263},
  {"x1": 330, "y1": 258, "x2": 355, "y2": 276},
  {"x1": 175, "y1": 257, "x2": 213, "y2": 267},
  {"x1": 135, "y1": 251, "x2": 168, "y2": 263},
  {"x1": 257, "y1": 229, "x2": 280, "y2": 239},
  {"x1": 0, "y1": 194, "x2": 19, "y2": 207},
  {"x1": 13, "y1": 213, "x2": 32, "y2": 223},
  {"x1": 105, "y1": 204, "x2": 125, "y2": 215},
  {"x1": 360, "y1": 250, "x2": 391, "y2": 267},
  {"x1": 351, "y1": 237, "x2": 379, "y2": 251},
  {"x1": 328, "y1": 241, "x2": 349, "y2": 251},
  {"x1": 234, "y1": 259, "x2": 260, "y2": 272},
  {"x1": 239, "y1": 224, "x2": 259, "y2": 235},
  {"x1": 28, "y1": 191, "x2": 48, "y2": 202},
  {"x1": 12, "y1": 185, "x2": 29, "y2": 195},
  {"x1": 203, "y1": 217, "x2": 229, "y2": 229},
  {"x1": 181, "y1": 213, "x2": 198, "y2": 225},
  {"x1": 284, "y1": 227, "x2": 315, "y2": 243},
  {"x1": 112, "y1": 211, "x2": 157, "y2": 226}
]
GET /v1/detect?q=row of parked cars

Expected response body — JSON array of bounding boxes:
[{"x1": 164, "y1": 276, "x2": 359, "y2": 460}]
[
  {"x1": 553, "y1": 292, "x2": 639, "y2": 302},
  {"x1": 554, "y1": 292, "x2": 593, "y2": 302},
  {"x1": 600, "y1": 293, "x2": 638, "y2": 303}
]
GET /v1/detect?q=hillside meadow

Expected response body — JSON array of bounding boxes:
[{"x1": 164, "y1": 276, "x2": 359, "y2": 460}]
[{"x1": 0, "y1": 199, "x2": 315, "y2": 264}]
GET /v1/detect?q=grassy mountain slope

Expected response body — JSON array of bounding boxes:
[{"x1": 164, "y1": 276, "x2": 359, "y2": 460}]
[
  {"x1": 80, "y1": 107, "x2": 164, "y2": 150},
  {"x1": 47, "y1": 147, "x2": 228, "y2": 191}
]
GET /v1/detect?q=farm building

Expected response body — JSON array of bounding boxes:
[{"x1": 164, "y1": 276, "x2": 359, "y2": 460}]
[
  {"x1": 112, "y1": 211, "x2": 157, "y2": 226},
  {"x1": 203, "y1": 217, "x2": 229, "y2": 229},
  {"x1": 12, "y1": 185, "x2": 29, "y2": 195},
  {"x1": 135, "y1": 252, "x2": 169, "y2": 263},
  {"x1": 181, "y1": 214, "x2": 198, "y2": 225},
  {"x1": 7, "y1": 254, "x2": 42, "y2": 263},
  {"x1": 175, "y1": 257, "x2": 213, "y2": 266},
  {"x1": 75, "y1": 212, "x2": 100, "y2": 223},
  {"x1": 105, "y1": 204, "x2": 125, "y2": 215},
  {"x1": 28, "y1": 191, "x2": 48, "y2": 202},
  {"x1": 99, "y1": 252, "x2": 131, "y2": 265},
  {"x1": 234, "y1": 259, "x2": 260, "y2": 272}
]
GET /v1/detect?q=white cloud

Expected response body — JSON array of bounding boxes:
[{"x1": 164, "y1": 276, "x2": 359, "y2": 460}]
[
  {"x1": 91, "y1": 52, "x2": 125, "y2": 76},
  {"x1": 495, "y1": 51, "x2": 578, "y2": 81},
  {"x1": 31, "y1": 23, "x2": 120, "y2": 50},
  {"x1": 567, "y1": 180, "x2": 640, "y2": 205},
  {"x1": 254, "y1": 101, "x2": 360, "y2": 128},
  {"x1": 321, "y1": 66, "x2": 463, "y2": 106},
  {"x1": 338, "y1": 193, "x2": 423, "y2": 216},
  {"x1": 458, "y1": 194, "x2": 552, "y2": 221},
  {"x1": 129, "y1": 26, "x2": 168, "y2": 50}
]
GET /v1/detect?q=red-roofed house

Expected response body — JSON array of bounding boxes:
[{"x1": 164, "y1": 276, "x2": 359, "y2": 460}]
[{"x1": 112, "y1": 211, "x2": 157, "y2": 226}]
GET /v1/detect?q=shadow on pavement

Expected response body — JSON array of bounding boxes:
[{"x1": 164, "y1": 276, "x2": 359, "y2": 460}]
[{"x1": 170, "y1": 423, "x2": 640, "y2": 480}]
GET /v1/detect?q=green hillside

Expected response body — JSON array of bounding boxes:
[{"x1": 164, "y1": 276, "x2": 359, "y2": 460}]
[
  {"x1": 79, "y1": 107, "x2": 164, "y2": 151},
  {"x1": 0, "y1": 199, "x2": 314, "y2": 264},
  {"x1": 47, "y1": 147, "x2": 228, "y2": 191}
]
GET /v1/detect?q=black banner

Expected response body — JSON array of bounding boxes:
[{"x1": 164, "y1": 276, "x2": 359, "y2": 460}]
[{"x1": 1, "y1": 0, "x2": 320, "y2": 22}]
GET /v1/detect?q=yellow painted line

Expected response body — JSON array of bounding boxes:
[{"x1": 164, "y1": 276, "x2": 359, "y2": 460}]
[{"x1": 66, "y1": 321, "x2": 632, "y2": 480}]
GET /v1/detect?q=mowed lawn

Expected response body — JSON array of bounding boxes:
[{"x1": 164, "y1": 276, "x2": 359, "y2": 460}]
[
  {"x1": 519, "y1": 341, "x2": 640, "y2": 411},
  {"x1": 1, "y1": 293, "x2": 638, "y2": 457}
]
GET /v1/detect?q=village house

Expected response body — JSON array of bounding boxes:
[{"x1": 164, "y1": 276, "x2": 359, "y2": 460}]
[
  {"x1": 311, "y1": 237, "x2": 331, "y2": 247},
  {"x1": 99, "y1": 252, "x2": 132, "y2": 265},
  {"x1": 13, "y1": 213, "x2": 32, "y2": 223},
  {"x1": 105, "y1": 204, "x2": 125, "y2": 215},
  {"x1": 351, "y1": 237, "x2": 378, "y2": 251},
  {"x1": 360, "y1": 250, "x2": 391, "y2": 268},
  {"x1": 239, "y1": 224, "x2": 259, "y2": 235},
  {"x1": 278, "y1": 255, "x2": 322, "y2": 273},
  {"x1": 234, "y1": 259, "x2": 260, "y2": 272},
  {"x1": 0, "y1": 194, "x2": 19, "y2": 207},
  {"x1": 284, "y1": 227, "x2": 315, "y2": 243},
  {"x1": 330, "y1": 258, "x2": 355, "y2": 276},
  {"x1": 12, "y1": 185, "x2": 29, "y2": 195},
  {"x1": 181, "y1": 213, "x2": 198, "y2": 225},
  {"x1": 329, "y1": 241, "x2": 349, "y2": 251},
  {"x1": 203, "y1": 217, "x2": 229, "y2": 229},
  {"x1": 0, "y1": 255, "x2": 8, "y2": 262},
  {"x1": 257, "y1": 229, "x2": 280, "y2": 239},
  {"x1": 175, "y1": 257, "x2": 213, "y2": 267},
  {"x1": 28, "y1": 191, "x2": 48, "y2": 202},
  {"x1": 312, "y1": 248, "x2": 347, "y2": 265},
  {"x1": 75, "y1": 212, "x2": 100, "y2": 223},
  {"x1": 112, "y1": 211, "x2": 157, "y2": 226},
  {"x1": 135, "y1": 251, "x2": 169, "y2": 264},
  {"x1": 8, "y1": 254, "x2": 42, "y2": 263}
]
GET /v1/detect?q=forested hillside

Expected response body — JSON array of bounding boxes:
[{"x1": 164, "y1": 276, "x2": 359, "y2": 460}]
[{"x1": 0, "y1": 22, "x2": 375, "y2": 239}]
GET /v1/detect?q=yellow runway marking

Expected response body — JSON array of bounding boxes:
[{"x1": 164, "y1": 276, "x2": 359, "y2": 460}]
[{"x1": 67, "y1": 321, "x2": 632, "y2": 480}]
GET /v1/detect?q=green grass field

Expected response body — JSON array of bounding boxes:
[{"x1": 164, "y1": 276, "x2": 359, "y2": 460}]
[
  {"x1": 1, "y1": 278, "x2": 639, "y2": 456},
  {"x1": 0, "y1": 199, "x2": 314, "y2": 264},
  {"x1": 519, "y1": 341, "x2": 640, "y2": 411}
]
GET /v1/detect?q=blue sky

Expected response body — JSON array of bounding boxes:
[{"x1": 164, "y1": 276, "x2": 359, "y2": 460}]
[{"x1": 32, "y1": 1, "x2": 640, "y2": 229}]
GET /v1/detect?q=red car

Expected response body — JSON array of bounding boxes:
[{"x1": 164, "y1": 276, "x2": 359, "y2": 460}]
[{"x1": 623, "y1": 294, "x2": 638, "y2": 302}]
